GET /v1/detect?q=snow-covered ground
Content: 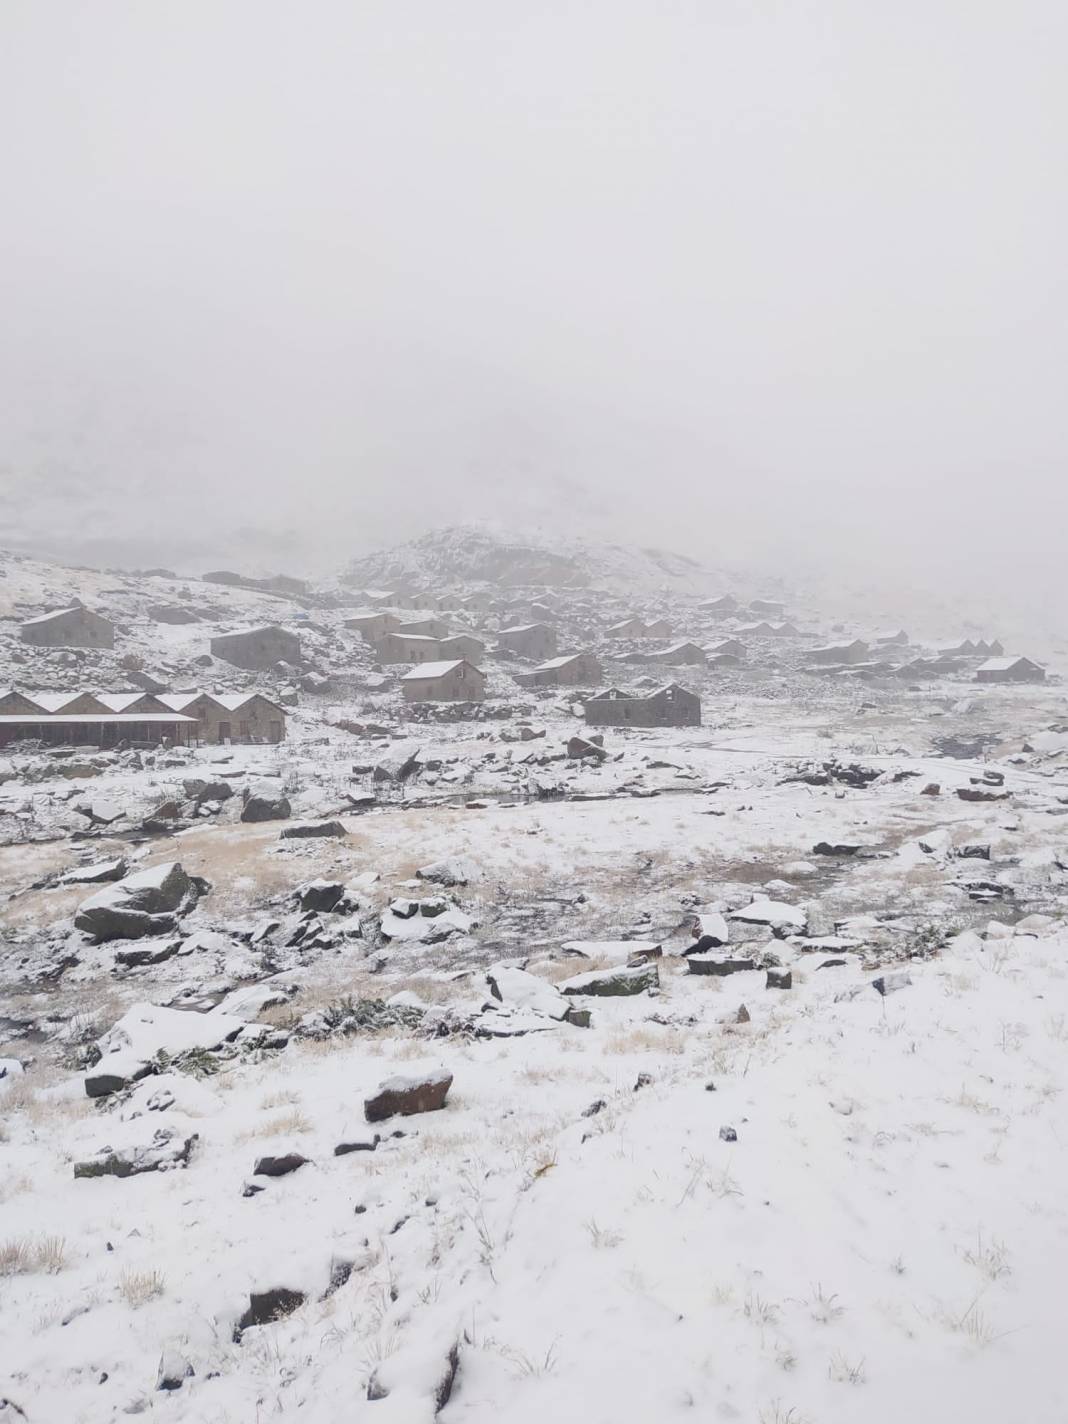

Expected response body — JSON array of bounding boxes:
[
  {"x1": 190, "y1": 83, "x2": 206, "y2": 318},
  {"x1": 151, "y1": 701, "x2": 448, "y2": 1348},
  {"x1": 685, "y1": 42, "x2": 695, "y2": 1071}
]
[
  {"x1": 2, "y1": 531, "x2": 1068, "y2": 1422},
  {"x1": 4, "y1": 920, "x2": 1068, "y2": 1422}
]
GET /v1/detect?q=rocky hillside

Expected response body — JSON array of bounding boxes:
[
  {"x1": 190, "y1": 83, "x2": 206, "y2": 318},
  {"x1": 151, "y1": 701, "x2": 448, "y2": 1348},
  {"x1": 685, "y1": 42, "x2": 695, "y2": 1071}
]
[{"x1": 340, "y1": 523, "x2": 728, "y2": 595}]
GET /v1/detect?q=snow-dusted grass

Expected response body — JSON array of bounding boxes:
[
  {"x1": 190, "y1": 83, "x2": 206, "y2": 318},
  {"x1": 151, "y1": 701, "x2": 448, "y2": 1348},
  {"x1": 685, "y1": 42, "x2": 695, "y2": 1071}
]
[{"x1": 2, "y1": 921, "x2": 1068, "y2": 1421}]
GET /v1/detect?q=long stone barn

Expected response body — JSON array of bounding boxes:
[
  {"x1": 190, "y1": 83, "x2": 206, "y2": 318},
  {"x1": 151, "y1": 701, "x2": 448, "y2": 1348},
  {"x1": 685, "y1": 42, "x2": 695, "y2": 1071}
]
[{"x1": 0, "y1": 713, "x2": 196, "y2": 749}]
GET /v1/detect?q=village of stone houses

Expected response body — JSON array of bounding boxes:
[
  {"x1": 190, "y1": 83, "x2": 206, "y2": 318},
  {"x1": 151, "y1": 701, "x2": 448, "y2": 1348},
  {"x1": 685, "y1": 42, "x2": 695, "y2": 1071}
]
[{"x1": 2, "y1": 521, "x2": 1067, "y2": 1424}]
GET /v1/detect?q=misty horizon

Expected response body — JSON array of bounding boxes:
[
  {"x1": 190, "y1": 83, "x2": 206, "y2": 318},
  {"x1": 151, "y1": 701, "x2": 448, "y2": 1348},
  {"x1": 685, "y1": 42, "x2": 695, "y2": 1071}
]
[{"x1": 2, "y1": 1, "x2": 1067, "y2": 599}]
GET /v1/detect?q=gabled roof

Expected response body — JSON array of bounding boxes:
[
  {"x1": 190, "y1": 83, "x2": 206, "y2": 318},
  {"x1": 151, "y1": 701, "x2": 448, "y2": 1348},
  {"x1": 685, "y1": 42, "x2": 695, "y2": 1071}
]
[
  {"x1": 400, "y1": 659, "x2": 483, "y2": 681},
  {"x1": 500, "y1": 623, "x2": 551, "y2": 635},
  {"x1": 21, "y1": 605, "x2": 108, "y2": 627},
  {"x1": 95, "y1": 692, "x2": 154, "y2": 713},
  {"x1": 26, "y1": 691, "x2": 87, "y2": 713},
  {"x1": 533, "y1": 653, "x2": 591, "y2": 671},
  {"x1": 157, "y1": 692, "x2": 202, "y2": 712},
  {"x1": 212, "y1": 623, "x2": 292, "y2": 639},
  {"x1": 156, "y1": 690, "x2": 286, "y2": 714},
  {"x1": 977, "y1": 656, "x2": 1040, "y2": 672},
  {"x1": 381, "y1": 633, "x2": 441, "y2": 645}
]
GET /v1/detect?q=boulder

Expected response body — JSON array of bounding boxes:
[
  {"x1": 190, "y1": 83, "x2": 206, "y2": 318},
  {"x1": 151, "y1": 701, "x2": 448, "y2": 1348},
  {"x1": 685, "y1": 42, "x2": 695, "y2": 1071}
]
[
  {"x1": 766, "y1": 967, "x2": 793, "y2": 990},
  {"x1": 296, "y1": 880, "x2": 345, "y2": 913},
  {"x1": 486, "y1": 965, "x2": 570, "y2": 1020},
  {"x1": 364, "y1": 1069, "x2": 453, "y2": 1123},
  {"x1": 280, "y1": 821, "x2": 347, "y2": 840},
  {"x1": 236, "y1": 1288, "x2": 305, "y2": 1335},
  {"x1": 157, "y1": 1350, "x2": 195, "y2": 1391},
  {"x1": 253, "y1": 1153, "x2": 309, "y2": 1178},
  {"x1": 872, "y1": 971, "x2": 912, "y2": 996},
  {"x1": 559, "y1": 964, "x2": 659, "y2": 996},
  {"x1": 74, "y1": 1127, "x2": 197, "y2": 1178},
  {"x1": 85, "y1": 1002, "x2": 248, "y2": 1097},
  {"x1": 182, "y1": 779, "x2": 234, "y2": 803},
  {"x1": 729, "y1": 899, "x2": 807, "y2": 935},
  {"x1": 74, "y1": 861, "x2": 206, "y2": 943},
  {"x1": 416, "y1": 856, "x2": 478, "y2": 887},
  {"x1": 956, "y1": 787, "x2": 1009, "y2": 803},
  {"x1": 567, "y1": 736, "x2": 607, "y2": 760},
  {"x1": 241, "y1": 791, "x2": 292, "y2": 822},
  {"x1": 812, "y1": 841, "x2": 864, "y2": 856},
  {"x1": 373, "y1": 743, "x2": 422, "y2": 782}
]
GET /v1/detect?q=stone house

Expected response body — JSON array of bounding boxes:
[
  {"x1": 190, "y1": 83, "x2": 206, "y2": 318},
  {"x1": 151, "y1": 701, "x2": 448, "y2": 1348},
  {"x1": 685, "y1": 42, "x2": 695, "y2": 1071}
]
[
  {"x1": 210, "y1": 625, "x2": 301, "y2": 670},
  {"x1": 585, "y1": 683, "x2": 702, "y2": 728},
  {"x1": 20, "y1": 606, "x2": 114, "y2": 649},
  {"x1": 515, "y1": 652, "x2": 603, "y2": 687},
  {"x1": 643, "y1": 641, "x2": 706, "y2": 666},
  {"x1": 497, "y1": 624, "x2": 558, "y2": 660},
  {"x1": 345, "y1": 611, "x2": 402, "y2": 643},
  {"x1": 401, "y1": 660, "x2": 486, "y2": 703},
  {"x1": 373, "y1": 633, "x2": 445, "y2": 665},
  {"x1": 750, "y1": 598, "x2": 785, "y2": 619},
  {"x1": 975, "y1": 656, "x2": 1045, "y2": 684},
  {"x1": 700, "y1": 595, "x2": 737, "y2": 618},
  {"x1": 707, "y1": 638, "x2": 746, "y2": 658},
  {"x1": 607, "y1": 618, "x2": 648, "y2": 638},
  {"x1": 438, "y1": 633, "x2": 487, "y2": 660},
  {"x1": 158, "y1": 691, "x2": 286, "y2": 743},
  {"x1": 644, "y1": 618, "x2": 672, "y2": 638},
  {"x1": 808, "y1": 639, "x2": 870, "y2": 665},
  {"x1": 395, "y1": 617, "x2": 451, "y2": 640}
]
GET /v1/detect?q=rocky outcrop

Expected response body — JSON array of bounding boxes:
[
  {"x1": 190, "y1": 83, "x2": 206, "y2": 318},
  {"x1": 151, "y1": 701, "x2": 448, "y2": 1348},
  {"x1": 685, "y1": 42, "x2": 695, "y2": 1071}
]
[
  {"x1": 74, "y1": 861, "x2": 208, "y2": 943},
  {"x1": 73, "y1": 1128, "x2": 197, "y2": 1178}
]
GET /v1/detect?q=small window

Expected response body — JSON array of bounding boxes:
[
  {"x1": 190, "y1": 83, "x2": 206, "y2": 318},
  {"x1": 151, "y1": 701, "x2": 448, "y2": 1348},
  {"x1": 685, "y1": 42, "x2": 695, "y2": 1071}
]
[{"x1": 239, "y1": 721, "x2": 250, "y2": 738}]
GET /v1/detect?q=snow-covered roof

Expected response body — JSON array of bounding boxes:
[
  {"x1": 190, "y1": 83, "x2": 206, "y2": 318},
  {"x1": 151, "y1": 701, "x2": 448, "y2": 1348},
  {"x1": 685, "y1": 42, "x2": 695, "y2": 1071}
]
[
  {"x1": 94, "y1": 692, "x2": 151, "y2": 712},
  {"x1": 0, "y1": 713, "x2": 195, "y2": 725},
  {"x1": 400, "y1": 660, "x2": 472, "y2": 681},
  {"x1": 19, "y1": 605, "x2": 94, "y2": 627},
  {"x1": 157, "y1": 692, "x2": 201, "y2": 712},
  {"x1": 500, "y1": 623, "x2": 551, "y2": 635},
  {"x1": 26, "y1": 692, "x2": 86, "y2": 713},
  {"x1": 384, "y1": 633, "x2": 441, "y2": 645},
  {"x1": 533, "y1": 654, "x2": 587, "y2": 671},
  {"x1": 977, "y1": 656, "x2": 1037, "y2": 672}
]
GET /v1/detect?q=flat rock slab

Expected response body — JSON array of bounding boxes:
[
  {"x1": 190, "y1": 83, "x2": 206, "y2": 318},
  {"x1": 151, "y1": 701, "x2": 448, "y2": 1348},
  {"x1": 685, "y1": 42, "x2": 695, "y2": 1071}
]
[
  {"x1": 365, "y1": 1069, "x2": 453, "y2": 1123},
  {"x1": 74, "y1": 1128, "x2": 197, "y2": 1179},
  {"x1": 686, "y1": 954, "x2": 756, "y2": 977},
  {"x1": 559, "y1": 964, "x2": 660, "y2": 996},
  {"x1": 280, "y1": 821, "x2": 347, "y2": 840}
]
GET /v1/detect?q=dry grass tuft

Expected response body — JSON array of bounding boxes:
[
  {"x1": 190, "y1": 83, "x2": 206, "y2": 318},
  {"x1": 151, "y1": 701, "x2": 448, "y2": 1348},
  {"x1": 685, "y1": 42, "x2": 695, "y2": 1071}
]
[
  {"x1": 0, "y1": 1234, "x2": 68, "y2": 1276},
  {"x1": 119, "y1": 1268, "x2": 166, "y2": 1307}
]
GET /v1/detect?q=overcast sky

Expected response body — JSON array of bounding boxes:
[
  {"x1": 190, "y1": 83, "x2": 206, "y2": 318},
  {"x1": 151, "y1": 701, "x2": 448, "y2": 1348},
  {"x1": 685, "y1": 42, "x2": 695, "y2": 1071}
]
[{"x1": 1, "y1": 1, "x2": 1065, "y2": 593}]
